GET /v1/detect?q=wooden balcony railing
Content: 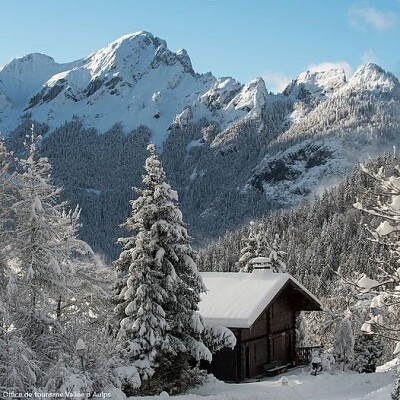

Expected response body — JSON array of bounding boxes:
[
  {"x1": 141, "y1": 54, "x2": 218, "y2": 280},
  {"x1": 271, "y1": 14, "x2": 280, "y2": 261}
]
[{"x1": 296, "y1": 345, "x2": 324, "y2": 364}]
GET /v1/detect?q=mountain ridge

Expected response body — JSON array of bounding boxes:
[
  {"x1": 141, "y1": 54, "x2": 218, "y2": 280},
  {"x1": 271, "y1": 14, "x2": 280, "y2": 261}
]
[
  {"x1": 1, "y1": 32, "x2": 399, "y2": 258},
  {"x1": 0, "y1": 31, "x2": 269, "y2": 147}
]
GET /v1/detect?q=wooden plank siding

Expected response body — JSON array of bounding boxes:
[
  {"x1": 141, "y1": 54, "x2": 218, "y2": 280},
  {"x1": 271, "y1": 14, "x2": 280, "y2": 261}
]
[{"x1": 204, "y1": 279, "x2": 320, "y2": 381}]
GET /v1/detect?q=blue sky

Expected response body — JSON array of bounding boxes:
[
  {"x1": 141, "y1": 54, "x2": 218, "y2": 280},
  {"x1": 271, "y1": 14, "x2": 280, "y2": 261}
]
[{"x1": 0, "y1": 0, "x2": 399, "y2": 92}]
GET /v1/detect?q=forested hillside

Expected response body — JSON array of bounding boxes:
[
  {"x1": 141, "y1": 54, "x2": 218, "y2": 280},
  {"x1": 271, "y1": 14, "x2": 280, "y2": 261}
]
[
  {"x1": 197, "y1": 155, "x2": 400, "y2": 369},
  {"x1": 198, "y1": 154, "x2": 395, "y2": 295}
]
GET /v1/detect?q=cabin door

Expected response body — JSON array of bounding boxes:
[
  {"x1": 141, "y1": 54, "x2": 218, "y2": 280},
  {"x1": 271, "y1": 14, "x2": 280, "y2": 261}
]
[{"x1": 273, "y1": 332, "x2": 290, "y2": 364}]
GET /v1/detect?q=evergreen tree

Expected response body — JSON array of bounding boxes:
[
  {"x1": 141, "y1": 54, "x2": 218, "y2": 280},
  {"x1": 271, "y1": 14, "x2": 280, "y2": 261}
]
[
  {"x1": 0, "y1": 139, "x2": 41, "y2": 392},
  {"x1": 236, "y1": 221, "x2": 258, "y2": 272},
  {"x1": 236, "y1": 223, "x2": 286, "y2": 273},
  {"x1": 353, "y1": 334, "x2": 384, "y2": 373},
  {"x1": 115, "y1": 144, "x2": 212, "y2": 394},
  {"x1": 6, "y1": 126, "x2": 108, "y2": 389},
  {"x1": 333, "y1": 316, "x2": 355, "y2": 370},
  {"x1": 267, "y1": 233, "x2": 286, "y2": 272},
  {"x1": 353, "y1": 162, "x2": 400, "y2": 397},
  {"x1": 354, "y1": 162, "x2": 400, "y2": 339},
  {"x1": 0, "y1": 140, "x2": 13, "y2": 331},
  {"x1": 0, "y1": 328, "x2": 39, "y2": 392}
]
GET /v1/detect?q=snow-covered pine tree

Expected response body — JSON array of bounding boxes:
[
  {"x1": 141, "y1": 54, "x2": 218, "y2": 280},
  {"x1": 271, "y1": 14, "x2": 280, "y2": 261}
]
[
  {"x1": 268, "y1": 233, "x2": 286, "y2": 272},
  {"x1": 354, "y1": 163, "x2": 400, "y2": 339},
  {"x1": 7, "y1": 126, "x2": 107, "y2": 385},
  {"x1": 333, "y1": 316, "x2": 355, "y2": 370},
  {"x1": 352, "y1": 162, "x2": 400, "y2": 397},
  {"x1": 0, "y1": 323, "x2": 39, "y2": 393},
  {"x1": 0, "y1": 140, "x2": 13, "y2": 331},
  {"x1": 236, "y1": 221, "x2": 258, "y2": 272},
  {"x1": 236, "y1": 223, "x2": 286, "y2": 273},
  {"x1": 1, "y1": 250, "x2": 39, "y2": 392},
  {"x1": 353, "y1": 334, "x2": 384, "y2": 373},
  {"x1": 0, "y1": 141, "x2": 40, "y2": 392},
  {"x1": 115, "y1": 143, "x2": 212, "y2": 394},
  {"x1": 0, "y1": 139, "x2": 15, "y2": 251}
]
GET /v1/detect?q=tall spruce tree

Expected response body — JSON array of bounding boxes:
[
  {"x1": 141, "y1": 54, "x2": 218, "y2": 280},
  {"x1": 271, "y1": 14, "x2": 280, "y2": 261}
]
[
  {"x1": 267, "y1": 233, "x2": 286, "y2": 273},
  {"x1": 333, "y1": 316, "x2": 355, "y2": 370},
  {"x1": 115, "y1": 143, "x2": 211, "y2": 394},
  {"x1": 0, "y1": 140, "x2": 13, "y2": 329},
  {"x1": 236, "y1": 221, "x2": 260, "y2": 272},
  {"x1": 0, "y1": 141, "x2": 40, "y2": 392},
  {"x1": 236, "y1": 222, "x2": 286, "y2": 273},
  {"x1": 6, "y1": 126, "x2": 107, "y2": 387}
]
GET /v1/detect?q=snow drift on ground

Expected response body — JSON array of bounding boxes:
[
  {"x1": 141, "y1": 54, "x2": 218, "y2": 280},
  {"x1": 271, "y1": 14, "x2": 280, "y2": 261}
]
[{"x1": 130, "y1": 367, "x2": 394, "y2": 400}]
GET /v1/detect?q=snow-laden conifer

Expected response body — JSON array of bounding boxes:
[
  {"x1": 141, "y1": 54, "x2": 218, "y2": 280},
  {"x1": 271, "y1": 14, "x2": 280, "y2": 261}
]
[
  {"x1": 333, "y1": 316, "x2": 355, "y2": 370},
  {"x1": 237, "y1": 223, "x2": 286, "y2": 272},
  {"x1": 0, "y1": 141, "x2": 41, "y2": 392},
  {"x1": 0, "y1": 140, "x2": 13, "y2": 330},
  {"x1": 267, "y1": 233, "x2": 286, "y2": 272},
  {"x1": 0, "y1": 327, "x2": 39, "y2": 392},
  {"x1": 115, "y1": 143, "x2": 211, "y2": 393},
  {"x1": 352, "y1": 162, "x2": 400, "y2": 396},
  {"x1": 353, "y1": 164, "x2": 400, "y2": 339},
  {"x1": 353, "y1": 334, "x2": 384, "y2": 373},
  {"x1": 236, "y1": 222, "x2": 263, "y2": 272},
  {"x1": 7, "y1": 126, "x2": 108, "y2": 383}
]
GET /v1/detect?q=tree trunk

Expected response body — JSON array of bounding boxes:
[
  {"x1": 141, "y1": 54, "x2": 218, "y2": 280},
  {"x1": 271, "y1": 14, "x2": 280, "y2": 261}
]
[{"x1": 56, "y1": 295, "x2": 62, "y2": 319}]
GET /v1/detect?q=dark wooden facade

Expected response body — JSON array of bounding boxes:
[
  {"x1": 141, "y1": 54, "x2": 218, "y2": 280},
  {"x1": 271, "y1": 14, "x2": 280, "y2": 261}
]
[{"x1": 205, "y1": 280, "x2": 321, "y2": 381}]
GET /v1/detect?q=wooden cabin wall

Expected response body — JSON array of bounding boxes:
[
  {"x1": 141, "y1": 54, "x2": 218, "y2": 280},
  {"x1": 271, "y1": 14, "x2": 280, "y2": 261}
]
[
  {"x1": 206, "y1": 282, "x2": 316, "y2": 381},
  {"x1": 270, "y1": 294, "x2": 296, "y2": 334},
  {"x1": 239, "y1": 289, "x2": 298, "y2": 378}
]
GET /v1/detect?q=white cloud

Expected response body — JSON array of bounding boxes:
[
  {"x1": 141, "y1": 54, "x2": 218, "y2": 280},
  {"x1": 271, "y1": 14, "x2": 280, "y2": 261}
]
[
  {"x1": 262, "y1": 71, "x2": 292, "y2": 93},
  {"x1": 307, "y1": 61, "x2": 354, "y2": 78},
  {"x1": 348, "y1": 4, "x2": 397, "y2": 31},
  {"x1": 361, "y1": 49, "x2": 377, "y2": 64}
]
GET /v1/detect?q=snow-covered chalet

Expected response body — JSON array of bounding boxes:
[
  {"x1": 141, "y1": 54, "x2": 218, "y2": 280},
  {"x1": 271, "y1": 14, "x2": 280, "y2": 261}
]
[{"x1": 199, "y1": 265, "x2": 322, "y2": 381}]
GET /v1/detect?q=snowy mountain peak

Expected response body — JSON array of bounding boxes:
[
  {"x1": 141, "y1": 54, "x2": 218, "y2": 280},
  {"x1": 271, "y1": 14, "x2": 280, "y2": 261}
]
[
  {"x1": 0, "y1": 53, "x2": 76, "y2": 106},
  {"x1": 82, "y1": 31, "x2": 195, "y2": 80},
  {"x1": 175, "y1": 49, "x2": 194, "y2": 75},
  {"x1": 1, "y1": 53, "x2": 56, "y2": 74},
  {"x1": 0, "y1": 32, "x2": 399, "y2": 157},
  {"x1": 83, "y1": 31, "x2": 168, "y2": 79},
  {"x1": 348, "y1": 63, "x2": 399, "y2": 92},
  {"x1": 199, "y1": 77, "x2": 243, "y2": 111},
  {"x1": 230, "y1": 77, "x2": 268, "y2": 114},
  {"x1": 0, "y1": 32, "x2": 223, "y2": 147},
  {"x1": 283, "y1": 68, "x2": 347, "y2": 99}
]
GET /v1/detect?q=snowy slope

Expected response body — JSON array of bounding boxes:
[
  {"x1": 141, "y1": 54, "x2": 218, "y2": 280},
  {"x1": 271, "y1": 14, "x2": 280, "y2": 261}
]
[
  {"x1": 133, "y1": 369, "x2": 394, "y2": 400},
  {"x1": 0, "y1": 53, "x2": 81, "y2": 106},
  {"x1": 244, "y1": 137, "x2": 354, "y2": 206}
]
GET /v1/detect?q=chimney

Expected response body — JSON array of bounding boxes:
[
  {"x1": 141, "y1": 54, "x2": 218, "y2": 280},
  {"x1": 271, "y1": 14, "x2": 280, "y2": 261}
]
[{"x1": 251, "y1": 256, "x2": 272, "y2": 271}]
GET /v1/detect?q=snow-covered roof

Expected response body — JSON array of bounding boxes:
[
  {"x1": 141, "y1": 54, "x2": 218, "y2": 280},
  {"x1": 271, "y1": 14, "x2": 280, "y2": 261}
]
[{"x1": 199, "y1": 269, "x2": 321, "y2": 329}]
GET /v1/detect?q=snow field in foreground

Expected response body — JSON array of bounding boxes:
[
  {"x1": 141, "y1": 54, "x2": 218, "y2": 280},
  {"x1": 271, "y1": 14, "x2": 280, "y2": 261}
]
[{"x1": 132, "y1": 368, "x2": 394, "y2": 400}]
